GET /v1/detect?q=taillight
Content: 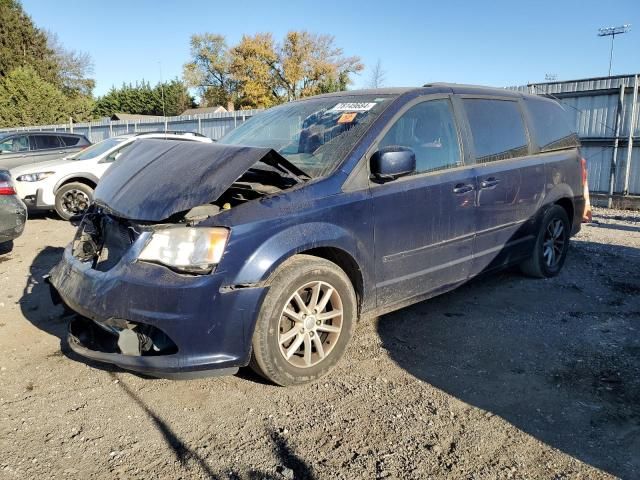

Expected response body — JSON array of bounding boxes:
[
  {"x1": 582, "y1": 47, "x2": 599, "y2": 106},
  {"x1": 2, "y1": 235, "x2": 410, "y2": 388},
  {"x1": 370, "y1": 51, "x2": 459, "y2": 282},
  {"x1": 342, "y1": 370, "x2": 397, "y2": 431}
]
[
  {"x1": 0, "y1": 180, "x2": 16, "y2": 196},
  {"x1": 580, "y1": 157, "x2": 588, "y2": 186}
]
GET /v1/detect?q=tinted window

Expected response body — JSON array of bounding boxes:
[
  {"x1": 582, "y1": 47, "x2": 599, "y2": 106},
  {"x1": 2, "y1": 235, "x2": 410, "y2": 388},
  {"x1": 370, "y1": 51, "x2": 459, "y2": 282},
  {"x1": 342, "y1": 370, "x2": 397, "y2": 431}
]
[
  {"x1": 379, "y1": 99, "x2": 462, "y2": 174},
  {"x1": 0, "y1": 135, "x2": 29, "y2": 153},
  {"x1": 60, "y1": 135, "x2": 80, "y2": 147},
  {"x1": 463, "y1": 99, "x2": 528, "y2": 163},
  {"x1": 524, "y1": 98, "x2": 579, "y2": 152},
  {"x1": 33, "y1": 135, "x2": 62, "y2": 150}
]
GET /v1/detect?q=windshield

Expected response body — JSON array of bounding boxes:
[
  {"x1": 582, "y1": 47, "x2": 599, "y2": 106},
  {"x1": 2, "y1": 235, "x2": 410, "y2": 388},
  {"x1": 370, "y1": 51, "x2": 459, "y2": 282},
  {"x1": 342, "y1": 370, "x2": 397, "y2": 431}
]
[
  {"x1": 70, "y1": 137, "x2": 127, "y2": 161},
  {"x1": 218, "y1": 94, "x2": 396, "y2": 178}
]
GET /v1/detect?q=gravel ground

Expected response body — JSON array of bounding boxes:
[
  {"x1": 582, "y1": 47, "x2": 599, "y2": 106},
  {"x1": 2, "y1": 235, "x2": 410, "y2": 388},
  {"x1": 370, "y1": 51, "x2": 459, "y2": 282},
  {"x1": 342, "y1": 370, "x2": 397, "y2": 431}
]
[{"x1": 0, "y1": 208, "x2": 639, "y2": 479}]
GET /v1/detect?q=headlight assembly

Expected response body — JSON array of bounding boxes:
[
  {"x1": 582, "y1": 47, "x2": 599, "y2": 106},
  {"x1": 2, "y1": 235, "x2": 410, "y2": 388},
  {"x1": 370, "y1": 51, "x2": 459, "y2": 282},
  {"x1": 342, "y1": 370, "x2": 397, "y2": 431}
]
[
  {"x1": 138, "y1": 227, "x2": 229, "y2": 274},
  {"x1": 16, "y1": 172, "x2": 55, "y2": 182}
]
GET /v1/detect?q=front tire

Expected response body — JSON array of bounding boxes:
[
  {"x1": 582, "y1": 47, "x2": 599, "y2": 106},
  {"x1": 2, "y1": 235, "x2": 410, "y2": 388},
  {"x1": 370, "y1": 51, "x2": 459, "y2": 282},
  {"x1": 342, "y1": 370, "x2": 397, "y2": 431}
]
[
  {"x1": 250, "y1": 255, "x2": 357, "y2": 386},
  {"x1": 54, "y1": 182, "x2": 93, "y2": 220},
  {"x1": 520, "y1": 204, "x2": 570, "y2": 278}
]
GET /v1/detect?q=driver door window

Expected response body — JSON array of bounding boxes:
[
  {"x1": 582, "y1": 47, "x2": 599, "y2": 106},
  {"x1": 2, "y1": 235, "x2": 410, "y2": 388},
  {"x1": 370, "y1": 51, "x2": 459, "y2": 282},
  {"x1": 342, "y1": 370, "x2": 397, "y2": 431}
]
[{"x1": 379, "y1": 99, "x2": 462, "y2": 174}]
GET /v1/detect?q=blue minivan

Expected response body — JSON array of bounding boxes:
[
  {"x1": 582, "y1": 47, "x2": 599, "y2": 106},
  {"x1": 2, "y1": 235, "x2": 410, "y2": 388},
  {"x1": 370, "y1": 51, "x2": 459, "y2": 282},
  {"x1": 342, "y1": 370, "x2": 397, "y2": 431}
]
[{"x1": 49, "y1": 85, "x2": 586, "y2": 385}]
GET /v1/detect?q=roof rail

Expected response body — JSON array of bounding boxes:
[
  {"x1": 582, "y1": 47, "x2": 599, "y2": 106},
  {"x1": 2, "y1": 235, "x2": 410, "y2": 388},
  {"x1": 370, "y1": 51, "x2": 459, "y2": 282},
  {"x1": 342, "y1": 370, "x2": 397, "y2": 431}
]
[{"x1": 133, "y1": 130, "x2": 207, "y2": 137}]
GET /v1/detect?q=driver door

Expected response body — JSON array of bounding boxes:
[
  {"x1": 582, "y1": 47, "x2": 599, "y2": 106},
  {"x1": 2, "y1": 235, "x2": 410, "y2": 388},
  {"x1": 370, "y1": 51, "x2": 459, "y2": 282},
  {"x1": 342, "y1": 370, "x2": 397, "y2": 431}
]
[{"x1": 370, "y1": 97, "x2": 476, "y2": 307}]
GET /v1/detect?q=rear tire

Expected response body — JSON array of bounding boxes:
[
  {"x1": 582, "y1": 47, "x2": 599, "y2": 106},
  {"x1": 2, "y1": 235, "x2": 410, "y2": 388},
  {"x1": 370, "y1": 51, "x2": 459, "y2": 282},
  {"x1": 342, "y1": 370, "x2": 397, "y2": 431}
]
[
  {"x1": 520, "y1": 205, "x2": 570, "y2": 278},
  {"x1": 250, "y1": 255, "x2": 357, "y2": 386},
  {"x1": 54, "y1": 182, "x2": 93, "y2": 221}
]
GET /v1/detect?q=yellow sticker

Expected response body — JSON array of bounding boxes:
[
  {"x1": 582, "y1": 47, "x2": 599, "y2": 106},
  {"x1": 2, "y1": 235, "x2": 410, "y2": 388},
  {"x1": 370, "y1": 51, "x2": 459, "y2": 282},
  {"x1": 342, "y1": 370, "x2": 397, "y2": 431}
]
[{"x1": 338, "y1": 112, "x2": 357, "y2": 124}]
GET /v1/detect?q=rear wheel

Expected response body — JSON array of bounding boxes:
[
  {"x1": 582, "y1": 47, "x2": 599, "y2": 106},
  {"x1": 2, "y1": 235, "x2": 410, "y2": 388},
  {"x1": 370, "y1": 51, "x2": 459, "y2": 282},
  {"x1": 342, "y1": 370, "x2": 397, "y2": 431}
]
[
  {"x1": 520, "y1": 205, "x2": 570, "y2": 278},
  {"x1": 55, "y1": 182, "x2": 93, "y2": 220},
  {"x1": 250, "y1": 255, "x2": 357, "y2": 386}
]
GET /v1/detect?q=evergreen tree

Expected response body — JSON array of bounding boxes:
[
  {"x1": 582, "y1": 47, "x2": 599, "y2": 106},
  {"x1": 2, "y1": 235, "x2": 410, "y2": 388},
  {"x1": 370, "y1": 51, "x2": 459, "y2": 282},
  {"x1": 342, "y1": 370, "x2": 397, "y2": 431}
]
[
  {"x1": 0, "y1": 0, "x2": 58, "y2": 85},
  {"x1": 0, "y1": 66, "x2": 68, "y2": 127}
]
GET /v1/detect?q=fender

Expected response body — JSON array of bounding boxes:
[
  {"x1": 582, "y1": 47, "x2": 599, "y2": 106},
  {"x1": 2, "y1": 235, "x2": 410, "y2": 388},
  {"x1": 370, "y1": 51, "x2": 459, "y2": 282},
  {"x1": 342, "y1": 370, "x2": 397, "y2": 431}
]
[
  {"x1": 53, "y1": 172, "x2": 100, "y2": 193},
  {"x1": 227, "y1": 221, "x2": 373, "y2": 294}
]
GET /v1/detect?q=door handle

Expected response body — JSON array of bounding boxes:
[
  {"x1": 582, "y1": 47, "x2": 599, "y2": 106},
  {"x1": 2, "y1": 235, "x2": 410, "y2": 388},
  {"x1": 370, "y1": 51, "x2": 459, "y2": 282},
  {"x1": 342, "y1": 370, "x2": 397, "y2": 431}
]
[
  {"x1": 453, "y1": 183, "x2": 475, "y2": 194},
  {"x1": 480, "y1": 177, "x2": 500, "y2": 189}
]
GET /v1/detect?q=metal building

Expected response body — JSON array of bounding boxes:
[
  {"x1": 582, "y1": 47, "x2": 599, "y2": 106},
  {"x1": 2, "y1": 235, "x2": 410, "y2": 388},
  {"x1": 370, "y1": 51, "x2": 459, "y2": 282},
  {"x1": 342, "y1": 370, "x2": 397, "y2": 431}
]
[{"x1": 511, "y1": 74, "x2": 640, "y2": 206}]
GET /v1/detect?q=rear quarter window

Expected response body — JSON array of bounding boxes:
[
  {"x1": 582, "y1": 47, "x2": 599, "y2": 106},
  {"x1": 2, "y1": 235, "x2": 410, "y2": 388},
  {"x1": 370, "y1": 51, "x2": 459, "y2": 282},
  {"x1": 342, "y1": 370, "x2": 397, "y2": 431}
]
[
  {"x1": 463, "y1": 98, "x2": 529, "y2": 163},
  {"x1": 60, "y1": 136, "x2": 80, "y2": 147},
  {"x1": 524, "y1": 98, "x2": 579, "y2": 152}
]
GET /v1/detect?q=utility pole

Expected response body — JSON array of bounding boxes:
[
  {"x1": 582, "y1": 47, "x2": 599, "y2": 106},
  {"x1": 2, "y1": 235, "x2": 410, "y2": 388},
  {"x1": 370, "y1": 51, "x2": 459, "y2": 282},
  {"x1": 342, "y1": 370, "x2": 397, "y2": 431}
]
[
  {"x1": 158, "y1": 61, "x2": 166, "y2": 121},
  {"x1": 597, "y1": 24, "x2": 631, "y2": 77}
]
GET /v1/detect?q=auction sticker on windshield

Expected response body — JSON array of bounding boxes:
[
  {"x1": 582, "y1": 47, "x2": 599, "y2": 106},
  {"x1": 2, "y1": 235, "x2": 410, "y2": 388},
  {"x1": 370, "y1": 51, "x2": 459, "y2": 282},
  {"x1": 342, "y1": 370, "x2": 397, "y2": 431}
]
[
  {"x1": 330, "y1": 102, "x2": 377, "y2": 112},
  {"x1": 337, "y1": 112, "x2": 358, "y2": 124}
]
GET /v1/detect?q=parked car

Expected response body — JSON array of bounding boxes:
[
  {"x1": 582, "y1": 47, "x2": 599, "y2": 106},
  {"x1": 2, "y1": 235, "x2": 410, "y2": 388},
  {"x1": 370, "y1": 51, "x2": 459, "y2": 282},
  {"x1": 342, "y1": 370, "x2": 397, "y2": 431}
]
[
  {"x1": 11, "y1": 131, "x2": 212, "y2": 220},
  {"x1": 0, "y1": 170, "x2": 27, "y2": 252},
  {"x1": 48, "y1": 85, "x2": 586, "y2": 385},
  {"x1": 0, "y1": 132, "x2": 91, "y2": 171}
]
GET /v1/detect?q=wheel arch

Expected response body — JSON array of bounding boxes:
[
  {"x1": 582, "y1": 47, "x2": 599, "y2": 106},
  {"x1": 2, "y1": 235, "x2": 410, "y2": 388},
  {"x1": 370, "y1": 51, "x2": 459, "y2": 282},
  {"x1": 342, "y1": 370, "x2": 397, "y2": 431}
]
[
  {"x1": 54, "y1": 174, "x2": 99, "y2": 193},
  {"x1": 227, "y1": 222, "x2": 373, "y2": 313}
]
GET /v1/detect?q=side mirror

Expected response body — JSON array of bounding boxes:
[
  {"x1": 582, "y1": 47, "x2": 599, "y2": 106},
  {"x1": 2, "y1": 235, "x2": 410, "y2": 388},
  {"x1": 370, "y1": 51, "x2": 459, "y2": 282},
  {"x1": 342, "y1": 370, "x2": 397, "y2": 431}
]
[
  {"x1": 370, "y1": 146, "x2": 416, "y2": 182},
  {"x1": 101, "y1": 151, "x2": 122, "y2": 163}
]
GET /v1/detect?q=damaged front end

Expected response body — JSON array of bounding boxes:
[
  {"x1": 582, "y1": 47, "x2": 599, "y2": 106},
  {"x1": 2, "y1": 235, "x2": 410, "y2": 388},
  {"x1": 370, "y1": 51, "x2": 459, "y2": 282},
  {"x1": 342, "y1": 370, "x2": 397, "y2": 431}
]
[{"x1": 48, "y1": 140, "x2": 291, "y2": 378}]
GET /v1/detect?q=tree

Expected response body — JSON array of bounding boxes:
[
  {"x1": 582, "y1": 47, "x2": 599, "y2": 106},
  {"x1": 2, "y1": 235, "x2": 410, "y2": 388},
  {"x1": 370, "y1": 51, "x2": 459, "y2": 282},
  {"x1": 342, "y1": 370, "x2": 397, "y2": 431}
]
[
  {"x1": 92, "y1": 79, "x2": 195, "y2": 118},
  {"x1": 0, "y1": 66, "x2": 68, "y2": 127},
  {"x1": 183, "y1": 34, "x2": 236, "y2": 110},
  {"x1": 276, "y1": 31, "x2": 363, "y2": 101},
  {"x1": 184, "y1": 31, "x2": 364, "y2": 109},
  {"x1": 230, "y1": 33, "x2": 279, "y2": 108},
  {"x1": 367, "y1": 59, "x2": 386, "y2": 89},
  {"x1": 0, "y1": 0, "x2": 58, "y2": 84},
  {"x1": 45, "y1": 31, "x2": 95, "y2": 97}
]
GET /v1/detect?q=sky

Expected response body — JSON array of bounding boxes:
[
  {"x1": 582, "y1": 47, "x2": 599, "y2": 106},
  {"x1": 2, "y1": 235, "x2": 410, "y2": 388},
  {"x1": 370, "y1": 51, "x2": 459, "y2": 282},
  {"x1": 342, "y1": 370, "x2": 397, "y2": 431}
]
[{"x1": 21, "y1": 0, "x2": 640, "y2": 98}]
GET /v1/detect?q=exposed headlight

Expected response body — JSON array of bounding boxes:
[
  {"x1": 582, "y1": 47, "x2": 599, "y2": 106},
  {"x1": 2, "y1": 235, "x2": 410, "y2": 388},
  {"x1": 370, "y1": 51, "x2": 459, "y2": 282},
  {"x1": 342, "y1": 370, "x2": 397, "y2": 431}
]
[
  {"x1": 16, "y1": 172, "x2": 55, "y2": 182},
  {"x1": 138, "y1": 227, "x2": 229, "y2": 274}
]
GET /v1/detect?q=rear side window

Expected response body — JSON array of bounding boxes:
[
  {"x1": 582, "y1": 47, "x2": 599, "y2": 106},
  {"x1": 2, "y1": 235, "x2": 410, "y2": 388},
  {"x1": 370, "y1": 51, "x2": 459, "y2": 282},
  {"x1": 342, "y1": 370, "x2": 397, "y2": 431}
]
[
  {"x1": 60, "y1": 135, "x2": 80, "y2": 147},
  {"x1": 524, "y1": 98, "x2": 579, "y2": 152},
  {"x1": 463, "y1": 99, "x2": 529, "y2": 163},
  {"x1": 379, "y1": 99, "x2": 462, "y2": 174},
  {"x1": 32, "y1": 135, "x2": 62, "y2": 150}
]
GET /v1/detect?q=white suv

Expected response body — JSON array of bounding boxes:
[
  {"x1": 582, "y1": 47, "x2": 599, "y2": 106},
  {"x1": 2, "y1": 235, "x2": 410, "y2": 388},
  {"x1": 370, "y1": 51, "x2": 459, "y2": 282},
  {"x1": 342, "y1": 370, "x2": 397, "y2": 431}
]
[{"x1": 10, "y1": 131, "x2": 212, "y2": 220}]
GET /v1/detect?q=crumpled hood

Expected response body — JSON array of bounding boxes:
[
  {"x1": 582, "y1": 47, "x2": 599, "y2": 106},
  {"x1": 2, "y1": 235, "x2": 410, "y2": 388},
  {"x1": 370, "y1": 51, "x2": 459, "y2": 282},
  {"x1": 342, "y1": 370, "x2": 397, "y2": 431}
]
[{"x1": 94, "y1": 139, "x2": 300, "y2": 221}]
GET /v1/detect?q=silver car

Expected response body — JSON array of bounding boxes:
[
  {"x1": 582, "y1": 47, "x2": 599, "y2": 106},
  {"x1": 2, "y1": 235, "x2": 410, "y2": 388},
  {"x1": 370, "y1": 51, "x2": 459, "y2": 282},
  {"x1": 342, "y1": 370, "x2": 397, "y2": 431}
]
[{"x1": 0, "y1": 132, "x2": 91, "y2": 170}]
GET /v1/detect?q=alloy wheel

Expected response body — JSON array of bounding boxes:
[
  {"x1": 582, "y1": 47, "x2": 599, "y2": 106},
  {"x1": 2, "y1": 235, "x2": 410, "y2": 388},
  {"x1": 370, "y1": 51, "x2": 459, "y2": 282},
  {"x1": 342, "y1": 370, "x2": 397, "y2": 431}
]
[
  {"x1": 542, "y1": 218, "x2": 565, "y2": 268},
  {"x1": 278, "y1": 280, "x2": 343, "y2": 368},
  {"x1": 61, "y1": 189, "x2": 90, "y2": 216}
]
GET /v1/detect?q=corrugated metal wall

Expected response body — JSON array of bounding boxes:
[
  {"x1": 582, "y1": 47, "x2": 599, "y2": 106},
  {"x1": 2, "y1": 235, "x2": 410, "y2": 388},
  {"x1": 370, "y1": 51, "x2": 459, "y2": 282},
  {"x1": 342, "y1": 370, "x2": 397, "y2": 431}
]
[
  {"x1": 511, "y1": 74, "x2": 639, "y2": 195},
  {"x1": 0, "y1": 109, "x2": 262, "y2": 143}
]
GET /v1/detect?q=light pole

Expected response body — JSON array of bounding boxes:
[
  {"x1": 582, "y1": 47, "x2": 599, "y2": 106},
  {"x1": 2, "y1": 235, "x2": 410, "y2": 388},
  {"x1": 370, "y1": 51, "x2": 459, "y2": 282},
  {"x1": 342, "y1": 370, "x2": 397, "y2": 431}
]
[{"x1": 598, "y1": 24, "x2": 631, "y2": 77}]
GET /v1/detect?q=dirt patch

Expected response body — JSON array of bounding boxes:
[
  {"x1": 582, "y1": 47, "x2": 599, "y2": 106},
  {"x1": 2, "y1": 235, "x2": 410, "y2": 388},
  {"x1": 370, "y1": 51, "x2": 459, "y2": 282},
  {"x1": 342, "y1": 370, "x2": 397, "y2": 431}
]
[{"x1": 0, "y1": 208, "x2": 639, "y2": 479}]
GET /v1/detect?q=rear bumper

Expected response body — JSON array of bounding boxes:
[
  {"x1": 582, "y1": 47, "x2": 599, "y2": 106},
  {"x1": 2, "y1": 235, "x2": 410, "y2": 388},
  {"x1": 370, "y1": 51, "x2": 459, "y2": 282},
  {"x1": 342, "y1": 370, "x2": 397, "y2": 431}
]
[
  {"x1": 49, "y1": 245, "x2": 268, "y2": 378},
  {"x1": 0, "y1": 196, "x2": 27, "y2": 243}
]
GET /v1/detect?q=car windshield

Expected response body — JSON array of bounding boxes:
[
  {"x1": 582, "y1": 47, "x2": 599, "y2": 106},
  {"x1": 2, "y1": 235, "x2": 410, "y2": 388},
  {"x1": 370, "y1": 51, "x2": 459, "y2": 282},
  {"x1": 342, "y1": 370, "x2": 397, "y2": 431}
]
[
  {"x1": 217, "y1": 94, "x2": 396, "y2": 178},
  {"x1": 70, "y1": 137, "x2": 127, "y2": 160}
]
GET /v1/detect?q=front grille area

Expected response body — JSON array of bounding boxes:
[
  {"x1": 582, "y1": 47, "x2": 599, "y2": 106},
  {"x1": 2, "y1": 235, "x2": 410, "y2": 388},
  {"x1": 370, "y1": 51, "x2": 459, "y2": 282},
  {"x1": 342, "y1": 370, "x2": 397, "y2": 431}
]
[{"x1": 72, "y1": 209, "x2": 140, "y2": 271}]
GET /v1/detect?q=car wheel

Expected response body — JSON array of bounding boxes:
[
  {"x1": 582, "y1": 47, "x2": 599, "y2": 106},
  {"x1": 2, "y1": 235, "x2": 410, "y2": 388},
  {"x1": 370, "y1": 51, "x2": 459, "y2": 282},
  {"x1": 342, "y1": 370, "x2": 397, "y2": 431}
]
[
  {"x1": 0, "y1": 240, "x2": 14, "y2": 255},
  {"x1": 55, "y1": 182, "x2": 93, "y2": 220},
  {"x1": 249, "y1": 254, "x2": 357, "y2": 386},
  {"x1": 520, "y1": 204, "x2": 571, "y2": 278}
]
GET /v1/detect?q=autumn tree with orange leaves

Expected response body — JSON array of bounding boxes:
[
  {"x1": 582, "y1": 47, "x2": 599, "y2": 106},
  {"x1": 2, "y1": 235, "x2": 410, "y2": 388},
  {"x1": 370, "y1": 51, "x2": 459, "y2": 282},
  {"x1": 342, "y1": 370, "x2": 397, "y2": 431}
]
[{"x1": 183, "y1": 31, "x2": 363, "y2": 110}]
